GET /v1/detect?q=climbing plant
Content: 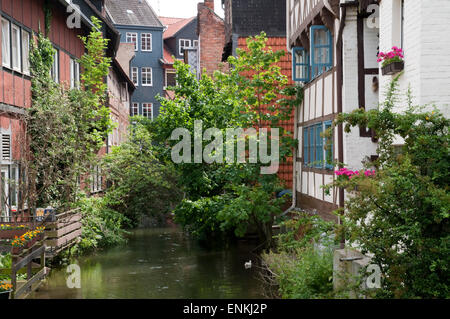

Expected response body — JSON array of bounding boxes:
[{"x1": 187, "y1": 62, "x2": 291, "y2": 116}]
[{"x1": 25, "y1": 16, "x2": 113, "y2": 209}]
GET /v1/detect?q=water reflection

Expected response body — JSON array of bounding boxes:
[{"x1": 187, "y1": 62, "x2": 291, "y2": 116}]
[{"x1": 31, "y1": 228, "x2": 265, "y2": 299}]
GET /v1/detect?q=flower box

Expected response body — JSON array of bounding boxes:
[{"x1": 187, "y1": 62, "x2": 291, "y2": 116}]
[
  {"x1": 381, "y1": 61, "x2": 404, "y2": 75},
  {"x1": 0, "y1": 229, "x2": 28, "y2": 239}
]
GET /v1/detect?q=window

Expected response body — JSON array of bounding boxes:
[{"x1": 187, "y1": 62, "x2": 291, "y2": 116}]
[
  {"x1": 91, "y1": 165, "x2": 102, "y2": 193},
  {"x1": 141, "y1": 67, "x2": 152, "y2": 86},
  {"x1": 141, "y1": 33, "x2": 152, "y2": 51},
  {"x1": 70, "y1": 58, "x2": 80, "y2": 89},
  {"x1": 193, "y1": 40, "x2": 199, "y2": 48},
  {"x1": 131, "y1": 67, "x2": 139, "y2": 86},
  {"x1": 126, "y1": 32, "x2": 138, "y2": 51},
  {"x1": 131, "y1": 102, "x2": 139, "y2": 116},
  {"x1": 22, "y1": 30, "x2": 30, "y2": 75},
  {"x1": 179, "y1": 39, "x2": 191, "y2": 55},
  {"x1": 165, "y1": 70, "x2": 176, "y2": 87},
  {"x1": 1, "y1": 19, "x2": 10, "y2": 68},
  {"x1": 310, "y1": 26, "x2": 332, "y2": 78},
  {"x1": 303, "y1": 121, "x2": 333, "y2": 169},
  {"x1": 142, "y1": 103, "x2": 153, "y2": 119},
  {"x1": 292, "y1": 47, "x2": 309, "y2": 82},
  {"x1": 50, "y1": 49, "x2": 59, "y2": 83},
  {"x1": 11, "y1": 24, "x2": 21, "y2": 71}
]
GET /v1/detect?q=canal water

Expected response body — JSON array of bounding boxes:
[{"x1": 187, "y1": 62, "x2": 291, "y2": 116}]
[{"x1": 30, "y1": 227, "x2": 265, "y2": 299}]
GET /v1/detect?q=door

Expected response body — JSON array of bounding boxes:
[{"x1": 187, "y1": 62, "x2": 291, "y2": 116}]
[{"x1": 1, "y1": 167, "x2": 9, "y2": 221}]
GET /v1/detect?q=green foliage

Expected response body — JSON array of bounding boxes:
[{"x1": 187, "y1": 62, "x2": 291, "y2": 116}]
[
  {"x1": 151, "y1": 33, "x2": 303, "y2": 245},
  {"x1": 262, "y1": 213, "x2": 337, "y2": 299},
  {"x1": 100, "y1": 121, "x2": 182, "y2": 227},
  {"x1": 325, "y1": 76, "x2": 450, "y2": 298},
  {"x1": 67, "y1": 195, "x2": 129, "y2": 256},
  {"x1": 27, "y1": 17, "x2": 114, "y2": 209}
]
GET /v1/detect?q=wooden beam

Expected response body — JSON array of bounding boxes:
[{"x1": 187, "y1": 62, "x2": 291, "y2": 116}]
[
  {"x1": 14, "y1": 267, "x2": 49, "y2": 299},
  {"x1": 13, "y1": 245, "x2": 45, "y2": 272}
]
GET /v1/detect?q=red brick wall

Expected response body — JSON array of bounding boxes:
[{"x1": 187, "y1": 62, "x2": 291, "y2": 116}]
[
  {"x1": 197, "y1": 1, "x2": 227, "y2": 76},
  {"x1": 237, "y1": 37, "x2": 294, "y2": 189}
]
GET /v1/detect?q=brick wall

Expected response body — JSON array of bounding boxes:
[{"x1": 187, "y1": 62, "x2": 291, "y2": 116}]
[
  {"x1": 237, "y1": 37, "x2": 294, "y2": 189},
  {"x1": 197, "y1": 1, "x2": 227, "y2": 76}
]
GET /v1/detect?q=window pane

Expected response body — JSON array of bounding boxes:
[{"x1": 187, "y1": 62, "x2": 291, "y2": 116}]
[
  {"x1": 166, "y1": 71, "x2": 176, "y2": 87},
  {"x1": 314, "y1": 28, "x2": 329, "y2": 45},
  {"x1": 22, "y1": 30, "x2": 30, "y2": 74},
  {"x1": 1, "y1": 19, "x2": 10, "y2": 67},
  {"x1": 11, "y1": 25, "x2": 21, "y2": 71}
]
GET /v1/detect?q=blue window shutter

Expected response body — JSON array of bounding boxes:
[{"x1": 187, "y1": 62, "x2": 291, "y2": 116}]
[
  {"x1": 324, "y1": 121, "x2": 333, "y2": 170},
  {"x1": 309, "y1": 126, "x2": 314, "y2": 166},
  {"x1": 310, "y1": 25, "x2": 332, "y2": 79},
  {"x1": 303, "y1": 127, "x2": 308, "y2": 166},
  {"x1": 292, "y1": 47, "x2": 310, "y2": 82}
]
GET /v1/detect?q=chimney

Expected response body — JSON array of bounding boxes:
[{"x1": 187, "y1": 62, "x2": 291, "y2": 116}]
[{"x1": 204, "y1": 0, "x2": 214, "y2": 11}]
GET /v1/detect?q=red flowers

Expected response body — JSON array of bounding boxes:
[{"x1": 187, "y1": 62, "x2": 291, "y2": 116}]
[{"x1": 377, "y1": 46, "x2": 404, "y2": 67}]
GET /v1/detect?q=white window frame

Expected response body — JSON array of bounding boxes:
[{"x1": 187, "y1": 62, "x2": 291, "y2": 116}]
[
  {"x1": 131, "y1": 67, "x2": 139, "y2": 86},
  {"x1": 165, "y1": 69, "x2": 176, "y2": 88},
  {"x1": 142, "y1": 103, "x2": 153, "y2": 119},
  {"x1": 22, "y1": 29, "x2": 30, "y2": 75},
  {"x1": 1, "y1": 18, "x2": 11, "y2": 68},
  {"x1": 179, "y1": 39, "x2": 191, "y2": 56},
  {"x1": 193, "y1": 40, "x2": 199, "y2": 48},
  {"x1": 51, "y1": 49, "x2": 59, "y2": 83},
  {"x1": 131, "y1": 102, "x2": 139, "y2": 116},
  {"x1": 126, "y1": 32, "x2": 138, "y2": 51},
  {"x1": 141, "y1": 33, "x2": 152, "y2": 52},
  {"x1": 11, "y1": 24, "x2": 21, "y2": 72},
  {"x1": 141, "y1": 67, "x2": 152, "y2": 86},
  {"x1": 70, "y1": 58, "x2": 80, "y2": 89}
]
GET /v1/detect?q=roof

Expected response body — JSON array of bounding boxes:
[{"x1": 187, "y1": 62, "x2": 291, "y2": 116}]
[
  {"x1": 163, "y1": 44, "x2": 176, "y2": 65},
  {"x1": 105, "y1": 0, "x2": 163, "y2": 28},
  {"x1": 159, "y1": 16, "x2": 196, "y2": 39}
]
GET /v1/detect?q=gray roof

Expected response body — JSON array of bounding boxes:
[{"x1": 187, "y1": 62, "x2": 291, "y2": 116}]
[{"x1": 105, "y1": 0, "x2": 163, "y2": 28}]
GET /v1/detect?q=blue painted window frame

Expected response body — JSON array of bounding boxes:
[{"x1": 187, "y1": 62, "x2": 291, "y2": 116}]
[
  {"x1": 292, "y1": 47, "x2": 310, "y2": 82},
  {"x1": 324, "y1": 121, "x2": 334, "y2": 170},
  {"x1": 310, "y1": 25, "x2": 332, "y2": 79},
  {"x1": 303, "y1": 127, "x2": 309, "y2": 166},
  {"x1": 315, "y1": 123, "x2": 323, "y2": 168}
]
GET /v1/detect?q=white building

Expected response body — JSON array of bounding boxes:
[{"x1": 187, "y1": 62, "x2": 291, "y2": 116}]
[{"x1": 286, "y1": 0, "x2": 450, "y2": 220}]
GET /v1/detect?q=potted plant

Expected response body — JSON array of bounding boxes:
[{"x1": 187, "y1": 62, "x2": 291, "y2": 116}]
[
  {"x1": 0, "y1": 282, "x2": 12, "y2": 299},
  {"x1": 378, "y1": 46, "x2": 404, "y2": 75}
]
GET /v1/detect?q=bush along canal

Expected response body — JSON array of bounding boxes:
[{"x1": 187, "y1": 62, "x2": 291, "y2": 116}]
[{"x1": 30, "y1": 227, "x2": 265, "y2": 299}]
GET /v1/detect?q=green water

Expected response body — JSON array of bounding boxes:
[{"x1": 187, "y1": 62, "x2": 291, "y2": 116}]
[{"x1": 30, "y1": 227, "x2": 265, "y2": 299}]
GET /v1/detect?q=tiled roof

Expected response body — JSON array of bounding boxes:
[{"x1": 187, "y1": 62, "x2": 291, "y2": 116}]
[
  {"x1": 163, "y1": 44, "x2": 176, "y2": 65},
  {"x1": 159, "y1": 16, "x2": 195, "y2": 39},
  {"x1": 105, "y1": 0, "x2": 163, "y2": 28}
]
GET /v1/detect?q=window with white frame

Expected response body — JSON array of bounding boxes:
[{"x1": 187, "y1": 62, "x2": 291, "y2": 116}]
[
  {"x1": 142, "y1": 103, "x2": 153, "y2": 119},
  {"x1": 131, "y1": 67, "x2": 139, "y2": 86},
  {"x1": 22, "y1": 29, "x2": 30, "y2": 75},
  {"x1": 91, "y1": 165, "x2": 102, "y2": 193},
  {"x1": 141, "y1": 33, "x2": 152, "y2": 51},
  {"x1": 179, "y1": 39, "x2": 191, "y2": 55},
  {"x1": 165, "y1": 69, "x2": 176, "y2": 88},
  {"x1": 11, "y1": 24, "x2": 21, "y2": 71},
  {"x1": 126, "y1": 32, "x2": 138, "y2": 51},
  {"x1": 141, "y1": 67, "x2": 152, "y2": 86},
  {"x1": 70, "y1": 58, "x2": 80, "y2": 89},
  {"x1": 193, "y1": 40, "x2": 199, "y2": 48},
  {"x1": 131, "y1": 102, "x2": 139, "y2": 116},
  {"x1": 50, "y1": 49, "x2": 59, "y2": 83},
  {"x1": 1, "y1": 18, "x2": 10, "y2": 68}
]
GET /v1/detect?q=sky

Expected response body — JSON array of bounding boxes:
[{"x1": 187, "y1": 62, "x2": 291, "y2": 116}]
[{"x1": 146, "y1": 0, "x2": 224, "y2": 19}]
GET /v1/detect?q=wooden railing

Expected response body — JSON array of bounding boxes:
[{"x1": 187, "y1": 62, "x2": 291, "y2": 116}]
[{"x1": 44, "y1": 208, "x2": 82, "y2": 258}]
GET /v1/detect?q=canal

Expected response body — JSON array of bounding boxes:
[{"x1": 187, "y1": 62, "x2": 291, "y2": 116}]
[{"x1": 30, "y1": 227, "x2": 265, "y2": 299}]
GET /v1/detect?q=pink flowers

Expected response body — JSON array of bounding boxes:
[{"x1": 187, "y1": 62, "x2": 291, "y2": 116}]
[
  {"x1": 335, "y1": 167, "x2": 376, "y2": 179},
  {"x1": 377, "y1": 47, "x2": 404, "y2": 66}
]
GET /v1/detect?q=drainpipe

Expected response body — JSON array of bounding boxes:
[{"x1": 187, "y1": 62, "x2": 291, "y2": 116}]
[{"x1": 281, "y1": 91, "x2": 298, "y2": 217}]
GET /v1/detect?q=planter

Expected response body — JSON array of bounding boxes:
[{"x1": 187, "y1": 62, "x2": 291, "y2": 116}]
[
  {"x1": 0, "y1": 290, "x2": 11, "y2": 299},
  {"x1": 381, "y1": 61, "x2": 404, "y2": 75},
  {"x1": 11, "y1": 245, "x2": 23, "y2": 255},
  {"x1": 0, "y1": 229, "x2": 28, "y2": 239}
]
